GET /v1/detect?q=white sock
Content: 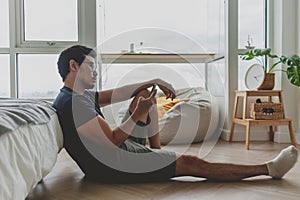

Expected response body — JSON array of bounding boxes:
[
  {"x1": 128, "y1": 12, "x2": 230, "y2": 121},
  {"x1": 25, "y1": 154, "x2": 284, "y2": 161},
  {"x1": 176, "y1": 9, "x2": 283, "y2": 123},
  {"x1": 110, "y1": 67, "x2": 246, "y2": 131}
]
[{"x1": 266, "y1": 145, "x2": 298, "y2": 179}]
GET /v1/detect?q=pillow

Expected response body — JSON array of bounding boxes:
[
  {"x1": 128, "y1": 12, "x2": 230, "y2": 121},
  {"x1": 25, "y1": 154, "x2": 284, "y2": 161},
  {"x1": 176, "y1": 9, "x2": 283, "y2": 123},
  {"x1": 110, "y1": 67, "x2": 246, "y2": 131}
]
[
  {"x1": 156, "y1": 97, "x2": 190, "y2": 119},
  {"x1": 158, "y1": 87, "x2": 219, "y2": 144}
]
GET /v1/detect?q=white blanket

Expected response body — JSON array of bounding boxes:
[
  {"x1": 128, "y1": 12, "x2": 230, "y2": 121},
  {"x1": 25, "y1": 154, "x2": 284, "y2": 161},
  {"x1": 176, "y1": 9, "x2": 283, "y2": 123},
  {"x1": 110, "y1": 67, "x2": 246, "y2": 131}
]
[
  {"x1": 0, "y1": 114, "x2": 63, "y2": 200},
  {"x1": 0, "y1": 98, "x2": 56, "y2": 134}
]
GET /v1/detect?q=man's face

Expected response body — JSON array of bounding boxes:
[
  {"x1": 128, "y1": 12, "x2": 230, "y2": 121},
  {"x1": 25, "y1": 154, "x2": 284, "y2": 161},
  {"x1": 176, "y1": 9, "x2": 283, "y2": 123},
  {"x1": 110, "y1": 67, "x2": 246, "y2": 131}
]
[{"x1": 76, "y1": 56, "x2": 98, "y2": 89}]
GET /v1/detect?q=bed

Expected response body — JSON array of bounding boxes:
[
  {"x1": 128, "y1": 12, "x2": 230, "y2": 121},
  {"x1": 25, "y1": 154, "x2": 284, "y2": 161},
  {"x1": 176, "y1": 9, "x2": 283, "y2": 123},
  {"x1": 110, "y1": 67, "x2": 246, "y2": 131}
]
[{"x1": 0, "y1": 98, "x2": 63, "y2": 200}]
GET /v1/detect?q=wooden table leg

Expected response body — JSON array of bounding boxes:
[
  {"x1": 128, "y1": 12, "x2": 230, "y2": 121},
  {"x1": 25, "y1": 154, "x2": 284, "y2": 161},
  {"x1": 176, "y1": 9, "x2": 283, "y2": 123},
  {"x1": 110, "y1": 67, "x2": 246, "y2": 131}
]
[
  {"x1": 288, "y1": 121, "x2": 296, "y2": 146},
  {"x1": 230, "y1": 122, "x2": 235, "y2": 142},
  {"x1": 269, "y1": 126, "x2": 274, "y2": 141},
  {"x1": 230, "y1": 94, "x2": 239, "y2": 142},
  {"x1": 245, "y1": 123, "x2": 250, "y2": 150}
]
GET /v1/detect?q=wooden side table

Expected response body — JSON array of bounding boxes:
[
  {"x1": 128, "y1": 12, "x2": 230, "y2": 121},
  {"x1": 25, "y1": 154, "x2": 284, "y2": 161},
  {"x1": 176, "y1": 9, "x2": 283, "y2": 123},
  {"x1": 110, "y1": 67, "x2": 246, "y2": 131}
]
[{"x1": 230, "y1": 90, "x2": 296, "y2": 150}]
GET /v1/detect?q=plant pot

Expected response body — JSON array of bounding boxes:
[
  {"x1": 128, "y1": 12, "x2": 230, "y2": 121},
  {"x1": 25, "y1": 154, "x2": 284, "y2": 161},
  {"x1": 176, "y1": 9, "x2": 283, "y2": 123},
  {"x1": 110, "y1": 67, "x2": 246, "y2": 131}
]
[{"x1": 257, "y1": 73, "x2": 275, "y2": 90}]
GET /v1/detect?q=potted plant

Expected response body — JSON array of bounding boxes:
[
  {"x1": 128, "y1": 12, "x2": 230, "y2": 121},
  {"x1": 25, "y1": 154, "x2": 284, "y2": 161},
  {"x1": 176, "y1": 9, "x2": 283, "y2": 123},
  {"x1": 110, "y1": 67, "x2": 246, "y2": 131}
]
[{"x1": 241, "y1": 48, "x2": 300, "y2": 89}]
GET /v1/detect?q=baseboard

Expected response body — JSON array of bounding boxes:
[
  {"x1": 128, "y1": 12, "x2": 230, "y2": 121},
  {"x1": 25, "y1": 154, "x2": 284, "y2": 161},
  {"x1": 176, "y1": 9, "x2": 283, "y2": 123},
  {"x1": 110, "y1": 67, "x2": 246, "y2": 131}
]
[
  {"x1": 221, "y1": 128, "x2": 270, "y2": 141},
  {"x1": 221, "y1": 129, "x2": 300, "y2": 144},
  {"x1": 274, "y1": 131, "x2": 300, "y2": 144}
]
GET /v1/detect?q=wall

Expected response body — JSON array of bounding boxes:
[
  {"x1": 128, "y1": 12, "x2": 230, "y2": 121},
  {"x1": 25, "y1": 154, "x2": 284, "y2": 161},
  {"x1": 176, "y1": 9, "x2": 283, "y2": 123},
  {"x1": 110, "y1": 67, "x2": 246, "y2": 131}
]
[
  {"x1": 298, "y1": 0, "x2": 300, "y2": 54},
  {"x1": 223, "y1": 0, "x2": 238, "y2": 135},
  {"x1": 272, "y1": 0, "x2": 300, "y2": 144},
  {"x1": 297, "y1": 0, "x2": 300, "y2": 142}
]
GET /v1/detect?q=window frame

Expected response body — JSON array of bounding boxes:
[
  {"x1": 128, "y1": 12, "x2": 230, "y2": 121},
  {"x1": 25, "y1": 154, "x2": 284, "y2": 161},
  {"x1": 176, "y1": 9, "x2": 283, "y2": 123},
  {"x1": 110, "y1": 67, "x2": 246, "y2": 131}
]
[
  {"x1": 237, "y1": 0, "x2": 268, "y2": 90},
  {"x1": 17, "y1": 53, "x2": 63, "y2": 99},
  {"x1": 96, "y1": 0, "x2": 225, "y2": 56},
  {"x1": 96, "y1": 0, "x2": 226, "y2": 91},
  {"x1": 237, "y1": 0, "x2": 268, "y2": 55},
  {"x1": 0, "y1": 0, "x2": 269, "y2": 99},
  {"x1": 0, "y1": 0, "x2": 10, "y2": 48},
  {"x1": 0, "y1": 54, "x2": 11, "y2": 97},
  {"x1": 16, "y1": 0, "x2": 83, "y2": 48},
  {"x1": 223, "y1": 0, "x2": 270, "y2": 130},
  {"x1": 1, "y1": 0, "x2": 96, "y2": 99}
]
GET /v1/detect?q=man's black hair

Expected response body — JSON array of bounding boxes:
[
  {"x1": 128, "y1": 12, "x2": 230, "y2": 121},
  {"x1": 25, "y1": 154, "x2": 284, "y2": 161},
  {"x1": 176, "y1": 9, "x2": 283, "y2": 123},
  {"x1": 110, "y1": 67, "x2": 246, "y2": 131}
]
[{"x1": 57, "y1": 45, "x2": 97, "y2": 82}]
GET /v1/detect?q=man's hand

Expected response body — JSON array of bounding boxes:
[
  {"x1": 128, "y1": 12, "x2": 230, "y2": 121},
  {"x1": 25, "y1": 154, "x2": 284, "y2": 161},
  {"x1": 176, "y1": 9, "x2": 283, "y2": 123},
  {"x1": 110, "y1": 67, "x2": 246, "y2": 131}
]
[
  {"x1": 155, "y1": 79, "x2": 176, "y2": 100},
  {"x1": 133, "y1": 89, "x2": 157, "y2": 118}
]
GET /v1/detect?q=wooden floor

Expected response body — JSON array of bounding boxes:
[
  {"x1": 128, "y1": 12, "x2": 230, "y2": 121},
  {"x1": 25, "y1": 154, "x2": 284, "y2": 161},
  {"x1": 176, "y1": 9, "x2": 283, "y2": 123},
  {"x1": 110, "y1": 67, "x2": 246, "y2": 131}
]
[{"x1": 27, "y1": 141, "x2": 300, "y2": 200}]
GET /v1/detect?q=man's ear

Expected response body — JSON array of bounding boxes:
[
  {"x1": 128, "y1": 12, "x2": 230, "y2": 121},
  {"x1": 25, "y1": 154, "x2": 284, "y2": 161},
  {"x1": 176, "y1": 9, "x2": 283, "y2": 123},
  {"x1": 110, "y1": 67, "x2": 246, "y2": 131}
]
[{"x1": 69, "y1": 59, "x2": 78, "y2": 72}]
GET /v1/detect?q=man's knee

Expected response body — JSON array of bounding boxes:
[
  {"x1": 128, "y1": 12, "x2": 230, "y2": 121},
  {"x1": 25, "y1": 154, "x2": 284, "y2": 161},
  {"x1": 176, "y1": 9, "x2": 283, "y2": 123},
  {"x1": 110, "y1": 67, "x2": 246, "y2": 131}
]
[
  {"x1": 131, "y1": 89, "x2": 155, "y2": 104},
  {"x1": 178, "y1": 155, "x2": 198, "y2": 164},
  {"x1": 177, "y1": 155, "x2": 207, "y2": 166},
  {"x1": 129, "y1": 89, "x2": 150, "y2": 112},
  {"x1": 129, "y1": 88, "x2": 157, "y2": 114},
  {"x1": 135, "y1": 89, "x2": 157, "y2": 103},
  {"x1": 135, "y1": 89, "x2": 151, "y2": 98},
  {"x1": 175, "y1": 155, "x2": 205, "y2": 176}
]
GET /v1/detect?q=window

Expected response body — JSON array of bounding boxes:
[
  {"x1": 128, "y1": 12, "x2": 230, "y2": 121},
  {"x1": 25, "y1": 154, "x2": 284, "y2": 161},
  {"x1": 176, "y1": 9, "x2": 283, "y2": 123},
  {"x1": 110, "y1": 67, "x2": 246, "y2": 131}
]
[
  {"x1": 3, "y1": 0, "x2": 94, "y2": 99},
  {"x1": 22, "y1": 0, "x2": 78, "y2": 43},
  {"x1": 18, "y1": 54, "x2": 62, "y2": 99},
  {"x1": 238, "y1": 0, "x2": 266, "y2": 90},
  {"x1": 101, "y1": 63, "x2": 205, "y2": 90},
  {"x1": 239, "y1": 0, "x2": 266, "y2": 49},
  {"x1": 207, "y1": 58, "x2": 225, "y2": 96},
  {"x1": 98, "y1": 0, "x2": 224, "y2": 89},
  {"x1": 0, "y1": 55, "x2": 10, "y2": 97},
  {"x1": 0, "y1": 0, "x2": 9, "y2": 47},
  {"x1": 98, "y1": 0, "x2": 224, "y2": 54}
]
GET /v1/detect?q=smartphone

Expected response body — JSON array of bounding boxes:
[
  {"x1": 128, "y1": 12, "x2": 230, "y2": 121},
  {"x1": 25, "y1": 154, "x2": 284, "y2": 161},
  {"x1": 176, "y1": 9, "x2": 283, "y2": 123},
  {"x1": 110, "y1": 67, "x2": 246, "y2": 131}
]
[{"x1": 149, "y1": 84, "x2": 157, "y2": 97}]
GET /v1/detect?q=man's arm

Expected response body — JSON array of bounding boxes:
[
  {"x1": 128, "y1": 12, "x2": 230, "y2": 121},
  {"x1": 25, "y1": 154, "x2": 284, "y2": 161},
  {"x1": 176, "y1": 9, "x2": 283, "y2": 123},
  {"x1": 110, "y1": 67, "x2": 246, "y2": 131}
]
[
  {"x1": 77, "y1": 89, "x2": 157, "y2": 147},
  {"x1": 77, "y1": 111, "x2": 140, "y2": 147},
  {"x1": 97, "y1": 78, "x2": 176, "y2": 107}
]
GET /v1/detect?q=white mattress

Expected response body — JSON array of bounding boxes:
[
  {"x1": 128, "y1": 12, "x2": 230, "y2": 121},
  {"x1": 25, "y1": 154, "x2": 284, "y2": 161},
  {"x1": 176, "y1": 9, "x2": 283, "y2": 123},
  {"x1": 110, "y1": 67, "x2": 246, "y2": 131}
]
[{"x1": 0, "y1": 114, "x2": 63, "y2": 200}]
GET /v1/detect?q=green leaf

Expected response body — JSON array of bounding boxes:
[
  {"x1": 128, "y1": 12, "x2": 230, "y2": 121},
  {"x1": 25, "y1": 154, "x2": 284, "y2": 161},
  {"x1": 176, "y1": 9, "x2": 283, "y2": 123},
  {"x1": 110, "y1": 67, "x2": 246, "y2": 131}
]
[
  {"x1": 241, "y1": 54, "x2": 254, "y2": 60},
  {"x1": 286, "y1": 66, "x2": 300, "y2": 86},
  {"x1": 269, "y1": 54, "x2": 278, "y2": 58},
  {"x1": 261, "y1": 48, "x2": 271, "y2": 55},
  {"x1": 290, "y1": 55, "x2": 300, "y2": 66},
  {"x1": 241, "y1": 48, "x2": 300, "y2": 87},
  {"x1": 253, "y1": 49, "x2": 261, "y2": 56},
  {"x1": 265, "y1": 48, "x2": 272, "y2": 55},
  {"x1": 280, "y1": 56, "x2": 288, "y2": 63}
]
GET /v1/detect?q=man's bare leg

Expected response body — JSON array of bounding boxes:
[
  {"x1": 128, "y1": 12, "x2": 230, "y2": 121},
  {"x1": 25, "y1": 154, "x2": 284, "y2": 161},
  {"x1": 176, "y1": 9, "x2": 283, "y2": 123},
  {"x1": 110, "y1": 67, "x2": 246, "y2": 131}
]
[
  {"x1": 175, "y1": 155, "x2": 268, "y2": 181},
  {"x1": 175, "y1": 145, "x2": 298, "y2": 181}
]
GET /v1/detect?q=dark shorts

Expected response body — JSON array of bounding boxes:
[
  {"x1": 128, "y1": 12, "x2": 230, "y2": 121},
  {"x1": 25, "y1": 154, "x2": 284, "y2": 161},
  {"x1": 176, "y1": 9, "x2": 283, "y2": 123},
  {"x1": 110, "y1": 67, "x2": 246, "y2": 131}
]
[{"x1": 86, "y1": 110, "x2": 177, "y2": 184}]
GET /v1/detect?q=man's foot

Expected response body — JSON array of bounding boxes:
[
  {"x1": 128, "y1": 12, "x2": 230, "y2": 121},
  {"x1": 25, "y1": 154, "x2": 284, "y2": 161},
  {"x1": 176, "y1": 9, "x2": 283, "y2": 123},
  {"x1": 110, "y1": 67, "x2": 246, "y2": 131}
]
[{"x1": 266, "y1": 145, "x2": 298, "y2": 179}]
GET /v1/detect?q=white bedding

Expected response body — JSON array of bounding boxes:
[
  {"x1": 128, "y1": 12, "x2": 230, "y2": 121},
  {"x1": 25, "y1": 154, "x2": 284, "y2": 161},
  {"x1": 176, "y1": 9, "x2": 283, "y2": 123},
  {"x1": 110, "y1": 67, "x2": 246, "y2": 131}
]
[{"x1": 0, "y1": 114, "x2": 63, "y2": 200}]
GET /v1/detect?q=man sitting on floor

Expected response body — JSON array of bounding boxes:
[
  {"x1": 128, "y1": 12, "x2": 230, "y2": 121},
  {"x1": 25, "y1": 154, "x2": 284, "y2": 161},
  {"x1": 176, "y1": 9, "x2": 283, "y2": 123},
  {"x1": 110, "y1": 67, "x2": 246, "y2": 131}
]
[{"x1": 53, "y1": 45, "x2": 298, "y2": 183}]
